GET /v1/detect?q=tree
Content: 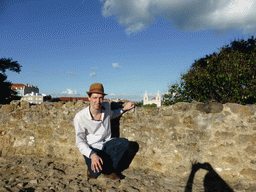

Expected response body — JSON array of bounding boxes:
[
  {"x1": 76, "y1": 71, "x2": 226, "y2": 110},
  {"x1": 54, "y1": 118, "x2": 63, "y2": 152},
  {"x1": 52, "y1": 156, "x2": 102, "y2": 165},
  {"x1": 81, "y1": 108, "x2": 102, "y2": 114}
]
[
  {"x1": 163, "y1": 36, "x2": 256, "y2": 105},
  {"x1": 0, "y1": 58, "x2": 22, "y2": 104}
]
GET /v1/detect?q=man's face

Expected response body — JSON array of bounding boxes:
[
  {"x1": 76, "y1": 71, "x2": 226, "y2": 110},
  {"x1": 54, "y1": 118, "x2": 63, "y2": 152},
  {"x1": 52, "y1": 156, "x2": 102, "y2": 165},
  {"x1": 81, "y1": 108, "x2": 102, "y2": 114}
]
[{"x1": 88, "y1": 93, "x2": 104, "y2": 111}]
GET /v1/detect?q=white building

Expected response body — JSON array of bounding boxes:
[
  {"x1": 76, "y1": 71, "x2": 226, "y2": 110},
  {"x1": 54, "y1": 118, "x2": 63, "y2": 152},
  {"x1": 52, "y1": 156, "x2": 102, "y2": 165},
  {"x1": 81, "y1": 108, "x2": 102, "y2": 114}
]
[
  {"x1": 143, "y1": 91, "x2": 162, "y2": 107},
  {"x1": 21, "y1": 92, "x2": 44, "y2": 104},
  {"x1": 11, "y1": 83, "x2": 39, "y2": 96}
]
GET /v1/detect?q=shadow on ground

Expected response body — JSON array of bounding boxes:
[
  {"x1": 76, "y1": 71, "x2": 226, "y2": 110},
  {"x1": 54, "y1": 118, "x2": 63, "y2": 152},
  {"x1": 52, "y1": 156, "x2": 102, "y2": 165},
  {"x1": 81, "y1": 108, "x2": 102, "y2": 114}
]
[{"x1": 185, "y1": 162, "x2": 234, "y2": 192}]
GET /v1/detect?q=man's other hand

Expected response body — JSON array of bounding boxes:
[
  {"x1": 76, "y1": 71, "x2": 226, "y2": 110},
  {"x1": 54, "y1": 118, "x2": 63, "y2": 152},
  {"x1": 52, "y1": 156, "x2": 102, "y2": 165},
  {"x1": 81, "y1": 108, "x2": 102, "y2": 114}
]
[
  {"x1": 123, "y1": 102, "x2": 135, "y2": 111},
  {"x1": 90, "y1": 153, "x2": 103, "y2": 173}
]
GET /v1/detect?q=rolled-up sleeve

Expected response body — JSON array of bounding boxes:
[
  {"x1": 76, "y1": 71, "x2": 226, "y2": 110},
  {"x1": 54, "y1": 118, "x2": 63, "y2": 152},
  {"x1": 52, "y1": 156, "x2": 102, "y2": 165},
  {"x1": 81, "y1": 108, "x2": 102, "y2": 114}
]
[
  {"x1": 74, "y1": 116, "x2": 92, "y2": 158},
  {"x1": 110, "y1": 107, "x2": 124, "y2": 120}
]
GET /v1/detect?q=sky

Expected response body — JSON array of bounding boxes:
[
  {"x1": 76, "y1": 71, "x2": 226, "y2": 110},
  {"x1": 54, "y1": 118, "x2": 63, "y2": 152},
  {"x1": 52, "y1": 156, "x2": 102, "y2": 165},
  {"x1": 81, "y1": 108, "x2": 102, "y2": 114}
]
[{"x1": 1, "y1": 0, "x2": 255, "y2": 101}]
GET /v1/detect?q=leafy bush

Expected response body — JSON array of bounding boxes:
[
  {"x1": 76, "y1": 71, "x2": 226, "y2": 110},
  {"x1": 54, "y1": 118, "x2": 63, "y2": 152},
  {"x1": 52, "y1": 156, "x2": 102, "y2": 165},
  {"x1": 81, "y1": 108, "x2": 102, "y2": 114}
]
[
  {"x1": 0, "y1": 58, "x2": 21, "y2": 104},
  {"x1": 135, "y1": 100, "x2": 143, "y2": 107},
  {"x1": 163, "y1": 36, "x2": 256, "y2": 105},
  {"x1": 142, "y1": 103, "x2": 157, "y2": 108},
  {"x1": 163, "y1": 82, "x2": 191, "y2": 105}
]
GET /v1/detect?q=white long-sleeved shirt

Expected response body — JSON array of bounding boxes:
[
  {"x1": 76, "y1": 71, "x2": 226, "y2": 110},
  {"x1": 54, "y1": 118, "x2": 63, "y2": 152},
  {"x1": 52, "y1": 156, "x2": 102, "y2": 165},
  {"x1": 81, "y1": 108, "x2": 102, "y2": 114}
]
[{"x1": 74, "y1": 102, "x2": 124, "y2": 158}]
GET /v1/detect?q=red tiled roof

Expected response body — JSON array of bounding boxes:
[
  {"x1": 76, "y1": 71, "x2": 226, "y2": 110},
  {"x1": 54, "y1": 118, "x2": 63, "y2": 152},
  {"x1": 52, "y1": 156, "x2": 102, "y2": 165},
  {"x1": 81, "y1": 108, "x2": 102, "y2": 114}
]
[
  {"x1": 58, "y1": 97, "x2": 89, "y2": 102},
  {"x1": 58, "y1": 97, "x2": 108, "y2": 102},
  {"x1": 58, "y1": 97, "x2": 107, "y2": 101},
  {"x1": 11, "y1": 84, "x2": 25, "y2": 90}
]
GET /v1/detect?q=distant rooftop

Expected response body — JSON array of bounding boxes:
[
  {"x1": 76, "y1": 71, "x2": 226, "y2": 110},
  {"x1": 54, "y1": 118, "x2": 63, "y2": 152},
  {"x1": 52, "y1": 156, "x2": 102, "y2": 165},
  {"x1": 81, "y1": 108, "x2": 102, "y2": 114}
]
[
  {"x1": 11, "y1": 84, "x2": 25, "y2": 90},
  {"x1": 58, "y1": 97, "x2": 108, "y2": 102},
  {"x1": 24, "y1": 92, "x2": 42, "y2": 96}
]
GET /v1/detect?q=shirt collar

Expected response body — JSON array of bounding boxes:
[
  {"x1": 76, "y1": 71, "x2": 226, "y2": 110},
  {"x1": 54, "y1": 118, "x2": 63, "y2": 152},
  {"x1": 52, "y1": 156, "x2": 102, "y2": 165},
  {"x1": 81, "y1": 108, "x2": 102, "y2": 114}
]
[{"x1": 87, "y1": 104, "x2": 105, "y2": 121}]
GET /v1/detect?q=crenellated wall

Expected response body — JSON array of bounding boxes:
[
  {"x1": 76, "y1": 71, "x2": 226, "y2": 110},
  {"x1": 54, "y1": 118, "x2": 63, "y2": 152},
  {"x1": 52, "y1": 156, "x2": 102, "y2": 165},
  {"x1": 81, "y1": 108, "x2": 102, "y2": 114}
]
[{"x1": 0, "y1": 100, "x2": 256, "y2": 185}]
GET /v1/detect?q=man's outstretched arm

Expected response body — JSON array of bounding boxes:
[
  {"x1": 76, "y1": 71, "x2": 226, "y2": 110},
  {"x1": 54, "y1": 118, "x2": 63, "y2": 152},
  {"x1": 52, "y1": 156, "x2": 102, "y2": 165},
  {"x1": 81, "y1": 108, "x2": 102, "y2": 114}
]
[{"x1": 123, "y1": 102, "x2": 135, "y2": 111}]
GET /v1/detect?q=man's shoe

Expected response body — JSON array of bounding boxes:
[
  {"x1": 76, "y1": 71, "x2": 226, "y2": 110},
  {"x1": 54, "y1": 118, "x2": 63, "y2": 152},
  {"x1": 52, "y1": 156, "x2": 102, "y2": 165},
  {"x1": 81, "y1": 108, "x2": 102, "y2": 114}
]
[
  {"x1": 103, "y1": 172, "x2": 124, "y2": 180},
  {"x1": 87, "y1": 170, "x2": 96, "y2": 179}
]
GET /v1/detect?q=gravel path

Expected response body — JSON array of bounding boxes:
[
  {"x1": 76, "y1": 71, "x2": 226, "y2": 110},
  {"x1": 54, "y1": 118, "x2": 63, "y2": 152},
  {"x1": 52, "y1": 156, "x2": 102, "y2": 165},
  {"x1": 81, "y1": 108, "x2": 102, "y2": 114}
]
[{"x1": 0, "y1": 156, "x2": 252, "y2": 192}]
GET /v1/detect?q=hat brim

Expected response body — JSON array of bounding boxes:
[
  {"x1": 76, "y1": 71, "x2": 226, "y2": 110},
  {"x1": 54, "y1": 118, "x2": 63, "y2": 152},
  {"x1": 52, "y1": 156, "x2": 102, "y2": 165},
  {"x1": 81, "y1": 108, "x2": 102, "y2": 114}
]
[{"x1": 86, "y1": 91, "x2": 107, "y2": 96}]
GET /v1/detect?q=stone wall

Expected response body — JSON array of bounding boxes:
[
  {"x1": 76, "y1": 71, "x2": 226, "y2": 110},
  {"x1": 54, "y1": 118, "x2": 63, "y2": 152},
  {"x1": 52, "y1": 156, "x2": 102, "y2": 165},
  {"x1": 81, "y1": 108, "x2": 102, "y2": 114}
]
[{"x1": 0, "y1": 100, "x2": 256, "y2": 186}]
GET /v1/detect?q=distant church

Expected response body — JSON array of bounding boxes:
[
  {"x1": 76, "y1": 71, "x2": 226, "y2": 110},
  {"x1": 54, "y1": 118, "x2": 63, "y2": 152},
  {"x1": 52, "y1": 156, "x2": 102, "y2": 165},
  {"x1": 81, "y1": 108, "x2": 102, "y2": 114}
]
[{"x1": 143, "y1": 91, "x2": 161, "y2": 107}]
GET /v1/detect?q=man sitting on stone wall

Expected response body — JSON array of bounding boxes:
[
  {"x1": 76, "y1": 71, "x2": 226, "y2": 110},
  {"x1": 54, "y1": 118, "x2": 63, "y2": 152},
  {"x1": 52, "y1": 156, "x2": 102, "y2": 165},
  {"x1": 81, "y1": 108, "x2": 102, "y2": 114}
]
[{"x1": 74, "y1": 83, "x2": 135, "y2": 179}]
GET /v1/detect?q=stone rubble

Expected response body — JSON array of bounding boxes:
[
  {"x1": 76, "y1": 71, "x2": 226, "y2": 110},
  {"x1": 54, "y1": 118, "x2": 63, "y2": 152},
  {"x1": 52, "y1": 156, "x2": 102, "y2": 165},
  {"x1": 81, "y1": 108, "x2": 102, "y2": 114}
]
[{"x1": 0, "y1": 156, "x2": 255, "y2": 192}]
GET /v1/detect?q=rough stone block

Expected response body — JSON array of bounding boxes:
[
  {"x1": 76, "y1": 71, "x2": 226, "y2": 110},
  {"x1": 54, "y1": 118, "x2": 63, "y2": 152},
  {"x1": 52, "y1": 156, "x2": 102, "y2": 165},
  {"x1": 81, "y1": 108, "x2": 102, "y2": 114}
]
[
  {"x1": 144, "y1": 108, "x2": 159, "y2": 116},
  {"x1": 247, "y1": 116, "x2": 256, "y2": 123},
  {"x1": 65, "y1": 101, "x2": 74, "y2": 108},
  {"x1": 55, "y1": 126, "x2": 65, "y2": 136},
  {"x1": 245, "y1": 146, "x2": 256, "y2": 156},
  {"x1": 238, "y1": 134, "x2": 256, "y2": 144},
  {"x1": 159, "y1": 106, "x2": 173, "y2": 116},
  {"x1": 28, "y1": 124, "x2": 36, "y2": 130},
  {"x1": 210, "y1": 143, "x2": 235, "y2": 153},
  {"x1": 221, "y1": 156, "x2": 239, "y2": 165},
  {"x1": 20, "y1": 101, "x2": 30, "y2": 109},
  {"x1": 163, "y1": 115, "x2": 180, "y2": 128},
  {"x1": 1, "y1": 134, "x2": 15, "y2": 147},
  {"x1": 0, "y1": 128, "x2": 6, "y2": 135},
  {"x1": 39, "y1": 120, "x2": 48, "y2": 124},
  {"x1": 172, "y1": 102, "x2": 190, "y2": 111},
  {"x1": 227, "y1": 103, "x2": 255, "y2": 116},
  {"x1": 58, "y1": 138, "x2": 68, "y2": 143},
  {"x1": 2, "y1": 105, "x2": 14, "y2": 112},
  {"x1": 8, "y1": 122, "x2": 17, "y2": 127},
  {"x1": 40, "y1": 103, "x2": 54, "y2": 111},
  {"x1": 215, "y1": 131, "x2": 236, "y2": 140},
  {"x1": 1, "y1": 146, "x2": 16, "y2": 156},
  {"x1": 121, "y1": 113, "x2": 136, "y2": 123},
  {"x1": 196, "y1": 102, "x2": 223, "y2": 113},
  {"x1": 187, "y1": 130, "x2": 210, "y2": 141},
  {"x1": 75, "y1": 100, "x2": 84, "y2": 108},
  {"x1": 35, "y1": 126, "x2": 53, "y2": 139},
  {"x1": 11, "y1": 111, "x2": 23, "y2": 119},
  {"x1": 183, "y1": 116, "x2": 195, "y2": 128},
  {"x1": 10, "y1": 100, "x2": 20, "y2": 105},
  {"x1": 240, "y1": 168, "x2": 256, "y2": 180},
  {"x1": 55, "y1": 101, "x2": 65, "y2": 108},
  {"x1": 59, "y1": 121, "x2": 74, "y2": 133}
]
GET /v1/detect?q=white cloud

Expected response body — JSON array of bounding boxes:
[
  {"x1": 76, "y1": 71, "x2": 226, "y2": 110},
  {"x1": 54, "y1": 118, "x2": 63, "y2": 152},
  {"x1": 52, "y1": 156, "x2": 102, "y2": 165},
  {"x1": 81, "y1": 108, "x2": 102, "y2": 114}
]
[
  {"x1": 61, "y1": 89, "x2": 79, "y2": 95},
  {"x1": 67, "y1": 72, "x2": 77, "y2": 76},
  {"x1": 90, "y1": 72, "x2": 96, "y2": 77},
  {"x1": 112, "y1": 63, "x2": 121, "y2": 68},
  {"x1": 33, "y1": 69, "x2": 43, "y2": 73},
  {"x1": 91, "y1": 67, "x2": 98, "y2": 70},
  {"x1": 100, "y1": 0, "x2": 256, "y2": 34}
]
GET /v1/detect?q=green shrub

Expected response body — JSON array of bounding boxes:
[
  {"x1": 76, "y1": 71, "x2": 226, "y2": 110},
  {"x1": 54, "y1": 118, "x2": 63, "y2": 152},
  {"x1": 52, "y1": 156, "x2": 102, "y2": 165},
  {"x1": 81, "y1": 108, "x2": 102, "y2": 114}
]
[
  {"x1": 164, "y1": 36, "x2": 256, "y2": 105},
  {"x1": 142, "y1": 103, "x2": 157, "y2": 108}
]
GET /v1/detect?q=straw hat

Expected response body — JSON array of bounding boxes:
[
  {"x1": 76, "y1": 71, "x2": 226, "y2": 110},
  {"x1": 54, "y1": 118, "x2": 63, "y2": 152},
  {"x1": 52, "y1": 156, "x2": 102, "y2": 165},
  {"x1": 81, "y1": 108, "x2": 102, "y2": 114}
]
[{"x1": 86, "y1": 83, "x2": 107, "y2": 96}]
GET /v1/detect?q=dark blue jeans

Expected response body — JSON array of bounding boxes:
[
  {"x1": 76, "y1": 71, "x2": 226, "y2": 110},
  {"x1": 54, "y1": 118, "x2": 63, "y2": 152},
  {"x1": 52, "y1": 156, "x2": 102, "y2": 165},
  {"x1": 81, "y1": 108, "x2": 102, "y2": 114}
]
[{"x1": 83, "y1": 138, "x2": 129, "y2": 178}]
